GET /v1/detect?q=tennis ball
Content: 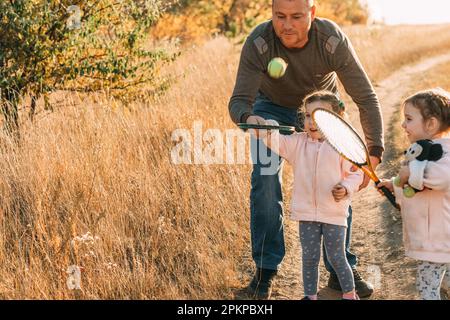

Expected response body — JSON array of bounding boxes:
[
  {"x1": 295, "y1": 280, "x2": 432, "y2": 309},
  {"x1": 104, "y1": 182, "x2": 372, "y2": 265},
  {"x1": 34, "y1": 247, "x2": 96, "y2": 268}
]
[
  {"x1": 268, "y1": 57, "x2": 287, "y2": 79},
  {"x1": 393, "y1": 176, "x2": 401, "y2": 187},
  {"x1": 403, "y1": 186, "x2": 416, "y2": 198}
]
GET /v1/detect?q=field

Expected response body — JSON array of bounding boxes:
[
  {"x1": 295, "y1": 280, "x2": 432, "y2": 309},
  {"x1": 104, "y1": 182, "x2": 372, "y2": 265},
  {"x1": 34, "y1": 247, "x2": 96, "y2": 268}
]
[{"x1": 0, "y1": 23, "x2": 450, "y2": 299}]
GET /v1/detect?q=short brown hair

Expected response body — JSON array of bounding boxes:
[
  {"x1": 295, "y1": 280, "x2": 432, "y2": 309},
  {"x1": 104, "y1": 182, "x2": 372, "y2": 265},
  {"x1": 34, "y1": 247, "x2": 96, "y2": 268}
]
[
  {"x1": 403, "y1": 88, "x2": 450, "y2": 133},
  {"x1": 272, "y1": 0, "x2": 314, "y2": 7},
  {"x1": 302, "y1": 90, "x2": 345, "y2": 115}
]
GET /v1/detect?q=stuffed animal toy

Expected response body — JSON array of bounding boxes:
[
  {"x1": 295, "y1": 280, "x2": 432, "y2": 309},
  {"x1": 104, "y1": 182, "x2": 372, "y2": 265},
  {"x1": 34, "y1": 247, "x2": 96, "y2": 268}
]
[{"x1": 394, "y1": 139, "x2": 444, "y2": 197}]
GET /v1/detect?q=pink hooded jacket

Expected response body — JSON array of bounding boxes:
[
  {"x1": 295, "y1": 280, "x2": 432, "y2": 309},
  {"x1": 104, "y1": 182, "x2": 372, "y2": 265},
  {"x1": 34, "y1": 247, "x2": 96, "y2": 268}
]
[
  {"x1": 392, "y1": 138, "x2": 450, "y2": 263},
  {"x1": 264, "y1": 131, "x2": 363, "y2": 227}
]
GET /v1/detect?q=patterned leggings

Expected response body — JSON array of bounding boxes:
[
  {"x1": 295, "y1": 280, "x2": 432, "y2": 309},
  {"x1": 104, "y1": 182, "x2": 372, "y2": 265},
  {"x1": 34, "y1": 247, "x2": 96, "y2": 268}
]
[
  {"x1": 299, "y1": 221, "x2": 354, "y2": 296},
  {"x1": 416, "y1": 261, "x2": 450, "y2": 300}
]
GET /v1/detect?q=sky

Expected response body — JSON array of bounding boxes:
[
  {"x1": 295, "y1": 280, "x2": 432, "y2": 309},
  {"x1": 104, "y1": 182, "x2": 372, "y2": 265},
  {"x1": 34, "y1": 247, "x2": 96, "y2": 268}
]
[{"x1": 365, "y1": 0, "x2": 450, "y2": 25}]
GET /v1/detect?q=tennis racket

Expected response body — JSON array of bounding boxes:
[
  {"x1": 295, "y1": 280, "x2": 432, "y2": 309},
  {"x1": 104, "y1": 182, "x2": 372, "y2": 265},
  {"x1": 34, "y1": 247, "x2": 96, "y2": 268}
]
[
  {"x1": 312, "y1": 108, "x2": 399, "y2": 209},
  {"x1": 238, "y1": 123, "x2": 295, "y2": 135}
]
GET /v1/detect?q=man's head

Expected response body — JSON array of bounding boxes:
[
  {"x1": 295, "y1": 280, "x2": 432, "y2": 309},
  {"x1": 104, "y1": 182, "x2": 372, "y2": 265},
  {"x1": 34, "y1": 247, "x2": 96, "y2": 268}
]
[{"x1": 272, "y1": 0, "x2": 316, "y2": 49}]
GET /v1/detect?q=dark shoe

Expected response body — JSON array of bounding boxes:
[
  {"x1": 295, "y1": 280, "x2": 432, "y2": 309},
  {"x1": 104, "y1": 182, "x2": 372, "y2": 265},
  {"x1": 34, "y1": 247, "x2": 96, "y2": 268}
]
[
  {"x1": 301, "y1": 296, "x2": 312, "y2": 300},
  {"x1": 353, "y1": 268, "x2": 374, "y2": 298},
  {"x1": 327, "y1": 272, "x2": 341, "y2": 291},
  {"x1": 246, "y1": 268, "x2": 277, "y2": 300},
  {"x1": 441, "y1": 287, "x2": 449, "y2": 300},
  {"x1": 327, "y1": 268, "x2": 374, "y2": 298}
]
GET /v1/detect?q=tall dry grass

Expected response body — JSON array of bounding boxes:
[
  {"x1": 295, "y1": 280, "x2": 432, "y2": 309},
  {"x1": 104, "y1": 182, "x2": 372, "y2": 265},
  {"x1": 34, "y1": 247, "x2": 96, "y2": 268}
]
[
  {"x1": 1, "y1": 24, "x2": 450, "y2": 299},
  {"x1": 0, "y1": 39, "x2": 248, "y2": 299},
  {"x1": 343, "y1": 24, "x2": 450, "y2": 83}
]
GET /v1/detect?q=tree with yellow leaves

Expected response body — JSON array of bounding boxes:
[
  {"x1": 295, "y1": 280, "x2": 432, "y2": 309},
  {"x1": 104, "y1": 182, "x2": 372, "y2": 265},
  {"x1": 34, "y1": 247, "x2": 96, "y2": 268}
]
[{"x1": 152, "y1": 0, "x2": 369, "y2": 42}]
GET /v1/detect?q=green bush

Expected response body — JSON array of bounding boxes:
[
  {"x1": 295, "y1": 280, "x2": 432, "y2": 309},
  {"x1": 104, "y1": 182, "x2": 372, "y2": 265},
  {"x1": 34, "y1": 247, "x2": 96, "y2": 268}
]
[{"x1": 0, "y1": 0, "x2": 177, "y2": 135}]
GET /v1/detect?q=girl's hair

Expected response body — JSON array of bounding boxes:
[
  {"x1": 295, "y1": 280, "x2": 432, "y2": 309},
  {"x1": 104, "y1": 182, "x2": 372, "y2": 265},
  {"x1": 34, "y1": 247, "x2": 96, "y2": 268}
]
[
  {"x1": 403, "y1": 88, "x2": 450, "y2": 133},
  {"x1": 302, "y1": 90, "x2": 346, "y2": 115}
]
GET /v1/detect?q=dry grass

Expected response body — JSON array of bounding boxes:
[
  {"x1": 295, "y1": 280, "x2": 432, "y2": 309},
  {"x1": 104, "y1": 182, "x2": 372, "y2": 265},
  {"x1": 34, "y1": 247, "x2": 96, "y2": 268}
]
[
  {"x1": 406, "y1": 60, "x2": 450, "y2": 92},
  {"x1": 0, "y1": 107, "x2": 249, "y2": 299},
  {"x1": 0, "y1": 39, "x2": 248, "y2": 299},
  {"x1": 1, "y1": 24, "x2": 450, "y2": 299},
  {"x1": 343, "y1": 24, "x2": 450, "y2": 83}
]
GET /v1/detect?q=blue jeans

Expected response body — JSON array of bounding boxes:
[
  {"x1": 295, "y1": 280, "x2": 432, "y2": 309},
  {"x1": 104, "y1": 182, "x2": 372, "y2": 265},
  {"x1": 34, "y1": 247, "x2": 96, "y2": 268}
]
[{"x1": 250, "y1": 93, "x2": 357, "y2": 271}]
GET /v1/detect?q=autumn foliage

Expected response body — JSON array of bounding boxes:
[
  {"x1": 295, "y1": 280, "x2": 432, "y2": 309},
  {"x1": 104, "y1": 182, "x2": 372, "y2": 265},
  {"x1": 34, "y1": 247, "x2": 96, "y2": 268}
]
[{"x1": 152, "y1": 0, "x2": 370, "y2": 42}]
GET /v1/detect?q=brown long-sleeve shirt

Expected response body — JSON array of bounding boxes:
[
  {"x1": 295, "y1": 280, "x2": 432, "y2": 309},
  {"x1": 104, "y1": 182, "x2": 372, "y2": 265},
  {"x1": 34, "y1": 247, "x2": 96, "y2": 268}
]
[{"x1": 228, "y1": 18, "x2": 384, "y2": 158}]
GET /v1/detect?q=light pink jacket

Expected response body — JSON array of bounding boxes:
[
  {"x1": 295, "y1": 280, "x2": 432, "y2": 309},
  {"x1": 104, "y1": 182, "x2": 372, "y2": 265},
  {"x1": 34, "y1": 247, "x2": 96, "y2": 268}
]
[
  {"x1": 264, "y1": 131, "x2": 363, "y2": 227},
  {"x1": 392, "y1": 138, "x2": 450, "y2": 263}
]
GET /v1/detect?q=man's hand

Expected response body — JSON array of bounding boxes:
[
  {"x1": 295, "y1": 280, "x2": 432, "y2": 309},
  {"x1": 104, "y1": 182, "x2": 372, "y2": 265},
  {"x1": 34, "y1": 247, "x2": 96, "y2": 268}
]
[
  {"x1": 246, "y1": 115, "x2": 266, "y2": 125},
  {"x1": 246, "y1": 115, "x2": 266, "y2": 138},
  {"x1": 358, "y1": 155, "x2": 381, "y2": 190},
  {"x1": 332, "y1": 183, "x2": 348, "y2": 202}
]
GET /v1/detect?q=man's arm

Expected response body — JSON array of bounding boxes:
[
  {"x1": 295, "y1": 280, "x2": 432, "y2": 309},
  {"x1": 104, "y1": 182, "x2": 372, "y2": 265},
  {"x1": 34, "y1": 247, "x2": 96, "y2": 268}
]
[
  {"x1": 228, "y1": 37, "x2": 265, "y2": 124},
  {"x1": 332, "y1": 34, "x2": 384, "y2": 162}
]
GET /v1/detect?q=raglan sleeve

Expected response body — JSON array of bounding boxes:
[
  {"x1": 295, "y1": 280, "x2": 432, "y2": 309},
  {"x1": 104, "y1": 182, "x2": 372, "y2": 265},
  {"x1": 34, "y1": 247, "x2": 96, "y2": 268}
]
[
  {"x1": 228, "y1": 36, "x2": 266, "y2": 124},
  {"x1": 339, "y1": 159, "x2": 364, "y2": 197},
  {"x1": 261, "y1": 120, "x2": 301, "y2": 165},
  {"x1": 331, "y1": 30, "x2": 384, "y2": 160}
]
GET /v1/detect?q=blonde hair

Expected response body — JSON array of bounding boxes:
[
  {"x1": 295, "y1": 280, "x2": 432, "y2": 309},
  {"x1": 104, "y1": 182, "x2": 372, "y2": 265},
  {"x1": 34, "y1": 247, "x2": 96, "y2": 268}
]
[{"x1": 403, "y1": 88, "x2": 450, "y2": 133}]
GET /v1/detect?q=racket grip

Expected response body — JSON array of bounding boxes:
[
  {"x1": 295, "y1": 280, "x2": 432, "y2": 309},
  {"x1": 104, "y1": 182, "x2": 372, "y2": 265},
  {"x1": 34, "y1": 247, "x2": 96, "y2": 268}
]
[{"x1": 376, "y1": 183, "x2": 400, "y2": 210}]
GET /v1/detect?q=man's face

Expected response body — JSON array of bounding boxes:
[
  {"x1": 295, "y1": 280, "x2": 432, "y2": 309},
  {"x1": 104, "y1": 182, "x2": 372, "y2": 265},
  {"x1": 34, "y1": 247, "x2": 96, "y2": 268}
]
[{"x1": 272, "y1": 0, "x2": 316, "y2": 49}]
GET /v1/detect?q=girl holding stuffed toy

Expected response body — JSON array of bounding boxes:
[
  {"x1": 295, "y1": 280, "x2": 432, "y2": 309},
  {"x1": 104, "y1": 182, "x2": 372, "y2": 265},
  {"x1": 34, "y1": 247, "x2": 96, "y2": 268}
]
[{"x1": 378, "y1": 88, "x2": 450, "y2": 300}]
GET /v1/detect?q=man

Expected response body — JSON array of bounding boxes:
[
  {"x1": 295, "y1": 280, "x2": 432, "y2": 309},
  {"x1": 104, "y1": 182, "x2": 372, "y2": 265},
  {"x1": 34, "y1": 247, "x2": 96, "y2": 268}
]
[{"x1": 228, "y1": 0, "x2": 384, "y2": 299}]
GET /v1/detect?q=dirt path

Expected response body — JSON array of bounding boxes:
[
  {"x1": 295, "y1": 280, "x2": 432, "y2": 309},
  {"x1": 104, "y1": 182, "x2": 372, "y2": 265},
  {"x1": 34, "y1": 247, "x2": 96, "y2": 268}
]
[{"x1": 265, "y1": 53, "x2": 450, "y2": 300}]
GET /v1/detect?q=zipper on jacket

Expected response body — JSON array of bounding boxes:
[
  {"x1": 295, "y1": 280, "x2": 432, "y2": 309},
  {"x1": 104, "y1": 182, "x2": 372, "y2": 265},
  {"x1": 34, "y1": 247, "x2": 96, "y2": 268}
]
[{"x1": 313, "y1": 142, "x2": 320, "y2": 216}]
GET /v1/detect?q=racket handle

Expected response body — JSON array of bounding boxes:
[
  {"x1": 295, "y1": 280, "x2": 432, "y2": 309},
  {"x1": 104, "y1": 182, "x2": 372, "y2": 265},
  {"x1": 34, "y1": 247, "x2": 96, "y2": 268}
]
[{"x1": 376, "y1": 182, "x2": 400, "y2": 210}]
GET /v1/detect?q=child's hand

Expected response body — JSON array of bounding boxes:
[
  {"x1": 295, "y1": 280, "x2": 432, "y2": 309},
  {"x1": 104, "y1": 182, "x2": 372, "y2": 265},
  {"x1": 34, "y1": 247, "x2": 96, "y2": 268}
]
[
  {"x1": 246, "y1": 115, "x2": 266, "y2": 139},
  {"x1": 376, "y1": 179, "x2": 394, "y2": 194},
  {"x1": 250, "y1": 128, "x2": 269, "y2": 139},
  {"x1": 332, "y1": 183, "x2": 348, "y2": 202},
  {"x1": 398, "y1": 165, "x2": 410, "y2": 187}
]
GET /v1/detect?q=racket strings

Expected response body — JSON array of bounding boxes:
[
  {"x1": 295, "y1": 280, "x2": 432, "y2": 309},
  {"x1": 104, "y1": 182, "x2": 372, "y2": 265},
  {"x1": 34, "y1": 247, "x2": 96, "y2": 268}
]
[
  {"x1": 313, "y1": 108, "x2": 399, "y2": 210},
  {"x1": 313, "y1": 110, "x2": 367, "y2": 165}
]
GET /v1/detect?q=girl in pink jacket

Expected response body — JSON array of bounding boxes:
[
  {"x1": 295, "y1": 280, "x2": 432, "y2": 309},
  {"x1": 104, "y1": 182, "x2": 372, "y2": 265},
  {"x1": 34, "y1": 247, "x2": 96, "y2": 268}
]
[
  {"x1": 378, "y1": 88, "x2": 450, "y2": 300},
  {"x1": 257, "y1": 91, "x2": 363, "y2": 300}
]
